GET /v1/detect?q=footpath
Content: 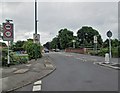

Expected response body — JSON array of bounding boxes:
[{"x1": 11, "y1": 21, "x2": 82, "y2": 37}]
[{"x1": 0, "y1": 54, "x2": 56, "y2": 93}]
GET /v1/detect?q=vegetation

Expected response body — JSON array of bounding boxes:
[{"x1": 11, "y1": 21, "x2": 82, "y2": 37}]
[
  {"x1": 23, "y1": 39, "x2": 42, "y2": 60},
  {"x1": 77, "y1": 26, "x2": 103, "y2": 48},
  {"x1": 44, "y1": 26, "x2": 119, "y2": 58},
  {"x1": 2, "y1": 38, "x2": 42, "y2": 66}
]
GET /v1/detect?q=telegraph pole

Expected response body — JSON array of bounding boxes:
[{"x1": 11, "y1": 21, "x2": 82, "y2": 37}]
[
  {"x1": 35, "y1": 0, "x2": 37, "y2": 34},
  {"x1": 34, "y1": 0, "x2": 38, "y2": 61}
]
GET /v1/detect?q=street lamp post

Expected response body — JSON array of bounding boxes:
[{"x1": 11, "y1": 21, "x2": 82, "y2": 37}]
[{"x1": 34, "y1": 0, "x2": 38, "y2": 61}]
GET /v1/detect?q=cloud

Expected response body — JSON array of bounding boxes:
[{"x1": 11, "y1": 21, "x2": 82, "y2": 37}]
[{"x1": 0, "y1": 2, "x2": 118, "y2": 44}]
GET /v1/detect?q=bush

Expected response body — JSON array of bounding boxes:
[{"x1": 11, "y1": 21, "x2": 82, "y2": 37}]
[
  {"x1": 10, "y1": 53, "x2": 29, "y2": 64},
  {"x1": 112, "y1": 47, "x2": 118, "y2": 58},
  {"x1": 97, "y1": 48, "x2": 109, "y2": 57},
  {"x1": 2, "y1": 56, "x2": 7, "y2": 66},
  {"x1": 23, "y1": 42, "x2": 42, "y2": 60},
  {"x1": 2, "y1": 48, "x2": 8, "y2": 66}
]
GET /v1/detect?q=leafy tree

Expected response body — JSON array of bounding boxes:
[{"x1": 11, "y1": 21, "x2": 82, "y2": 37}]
[
  {"x1": 50, "y1": 37, "x2": 58, "y2": 49},
  {"x1": 77, "y1": 26, "x2": 103, "y2": 48},
  {"x1": 58, "y1": 28, "x2": 74, "y2": 49},
  {"x1": 11, "y1": 41, "x2": 25, "y2": 51}
]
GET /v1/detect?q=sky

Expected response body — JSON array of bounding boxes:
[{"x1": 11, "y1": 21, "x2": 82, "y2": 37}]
[{"x1": 0, "y1": 0, "x2": 119, "y2": 45}]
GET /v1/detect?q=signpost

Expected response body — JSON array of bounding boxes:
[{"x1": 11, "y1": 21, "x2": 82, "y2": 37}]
[
  {"x1": 33, "y1": 34, "x2": 40, "y2": 44},
  {"x1": 3, "y1": 19, "x2": 14, "y2": 67},
  {"x1": 107, "y1": 30, "x2": 112, "y2": 63},
  {"x1": 94, "y1": 35, "x2": 97, "y2": 53},
  {"x1": 3, "y1": 22, "x2": 13, "y2": 41},
  {"x1": 72, "y1": 40, "x2": 76, "y2": 48}
]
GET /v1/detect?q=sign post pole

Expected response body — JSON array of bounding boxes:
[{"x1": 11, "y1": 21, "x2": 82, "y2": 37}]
[
  {"x1": 107, "y1": 30, "x2": 112, "y2": 63},
  {"x1": 94, "y1": 35, "x2": 97, "y2": 54},
  {"x1": 7, "y1": 41, "x2": 10, "y2": 67},
  {"x1": 109, "y1": 37, "x2": 112, "y2": 59}
]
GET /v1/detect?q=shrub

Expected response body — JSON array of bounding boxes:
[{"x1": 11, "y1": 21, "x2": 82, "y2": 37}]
[
  {"x1": 98, "y1": 48, "x2": 109, "y2": 57},
  {"x1": 10, "y1": 53, "x2": 29, "y2": 64},
  {"x1": 112, "y1": 47, "x2": 118, "y2": 58},
  {"x1": 23, "y1": 42, "x2": 42, "y2": 60}
]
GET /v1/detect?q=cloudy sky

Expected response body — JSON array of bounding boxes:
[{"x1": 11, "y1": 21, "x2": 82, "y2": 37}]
[{"x1": 0, "y1": 0, "x2": 119, "y2": 45}]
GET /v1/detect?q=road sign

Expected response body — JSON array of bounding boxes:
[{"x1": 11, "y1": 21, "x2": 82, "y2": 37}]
[
  {"x1": 94, "y1": 36, "x2": 97, "y2": 43},
  {"x1": 33, "y1": 34, "x2": 40, "y2": 43},
  {"x1": 4, "y1": 31, "x2": 12, "y2": 37},
  {"x1": 4, "y1": 22, "x2": 12, "y2": 30},
  {"x1": 3, "y1": 22, "x2": 14, "y2": 41},
  {"x1": 107, "y1": 30, "x2": 112, "y2": 38}
]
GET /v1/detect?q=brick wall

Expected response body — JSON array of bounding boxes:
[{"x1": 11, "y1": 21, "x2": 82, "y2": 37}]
[{"x1": 65, "y1": 48, "x2": 87, "y2": 54}]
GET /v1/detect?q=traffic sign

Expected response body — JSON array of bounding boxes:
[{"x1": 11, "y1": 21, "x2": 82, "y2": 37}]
[
  {"x1": 33, "y1": 34, "x2": 40, "y2": 44},
  {"x1": 94, "y1": 36, "x2": 97, "y2": 43},
  {"x1": 3, "y1": 22, "x2": 14, "y2": 41},
  {"x1": 107, "y1": 30, "x2": 112, "y2": 38},
  {"x1": 4, "y1": 31, "x2": 12, "y2": 37},
  {"x1": 4, "y1": 22, "x2": 12, "y2": 31}
]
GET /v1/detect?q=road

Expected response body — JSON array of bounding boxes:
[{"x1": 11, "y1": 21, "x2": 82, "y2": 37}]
[{"x1": 16, "y1": 52, "x2": 118, "y2": 91}]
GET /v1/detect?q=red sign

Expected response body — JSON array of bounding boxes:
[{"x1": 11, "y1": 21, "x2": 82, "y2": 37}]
[
  {"x1": 4, "y1": 22, "x2": 12, "y2": 31},
  {"x1": 3, "y1": 22, "x2": 14, "y2": 41},
  {"x1": 4, "y1": 31, "x2": 12, "y2": 38}
]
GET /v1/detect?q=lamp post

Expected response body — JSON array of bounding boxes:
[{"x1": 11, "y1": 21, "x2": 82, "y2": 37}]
[{"x1": 34, "y1": 0, "x2": 38, "y2": 60}]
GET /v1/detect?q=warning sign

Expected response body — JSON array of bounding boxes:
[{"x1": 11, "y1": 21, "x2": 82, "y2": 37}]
[
  {"x1": 3, "y1": 22, "x2": 14, "y2": 41},
  {"x1": 33, "y1": 34, "x2": 40, "y2": 44}
]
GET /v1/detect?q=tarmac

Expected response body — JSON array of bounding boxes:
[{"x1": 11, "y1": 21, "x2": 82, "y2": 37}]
[{"x1": 0, "y1": 54, "x2": 56, "y2": 93}]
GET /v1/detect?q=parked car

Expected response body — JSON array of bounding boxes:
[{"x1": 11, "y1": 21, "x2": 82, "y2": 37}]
[
  {"x1": 44, "y1": 48, "x2": 49, "y2": 53},
  {"x1": 55, "y1": 49, "x2": 60, "y2": 52}
]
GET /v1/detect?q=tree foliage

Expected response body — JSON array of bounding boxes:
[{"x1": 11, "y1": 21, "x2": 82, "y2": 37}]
[
  {"x1": 77, "y1": 26, "x2": 103, "y2": 48},
  {"x1": 58, "y1": 28, "x2": 74, "y2": 49}
]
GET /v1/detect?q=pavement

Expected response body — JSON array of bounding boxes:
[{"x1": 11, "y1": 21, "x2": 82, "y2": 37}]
[{"x1": 0, "y1": 54, "x2": 56, "y2": 93}]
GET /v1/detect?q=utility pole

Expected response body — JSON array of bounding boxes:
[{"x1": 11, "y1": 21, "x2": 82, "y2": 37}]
[
  {"x1": 34, "y1": 0, "x2": 37, "y2": 61},
  {"x1": 35, "y1": 0, "x2": 37, "y2": 34}
]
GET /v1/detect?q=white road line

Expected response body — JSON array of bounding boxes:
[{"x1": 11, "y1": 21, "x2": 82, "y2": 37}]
[
  {"x1": 32, "y1": 80, "x2": 42, "y2": 91},
  {"x1": 34, "y1": 80, "x2": 42, "y2": 85},
  {"x1": 32, "y1": 85, "x2": 41, "y2": 91}
]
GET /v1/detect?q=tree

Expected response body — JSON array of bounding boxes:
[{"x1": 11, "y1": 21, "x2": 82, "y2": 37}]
[
  {"x1": 58, "y1": 28, "x2": 74, "y2": 49},
  {"x1": 11, "y1": 40, "x2": 25, "y2": 51},
  {"x1": 50, "y1": 37, "x2": 58, "y2": 49},
  {"x1": 77, "y1": 26, "x2": 103, "y2": 48}
]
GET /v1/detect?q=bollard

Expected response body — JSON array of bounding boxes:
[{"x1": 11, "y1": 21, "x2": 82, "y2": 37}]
[{"x1": 105, "y1": 53, "x2": 110, "y2": 64}]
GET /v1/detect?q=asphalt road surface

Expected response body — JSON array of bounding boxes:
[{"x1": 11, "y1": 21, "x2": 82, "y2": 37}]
[{"x1": 16, "y1": 52, "x2": 118, "y2": 91}]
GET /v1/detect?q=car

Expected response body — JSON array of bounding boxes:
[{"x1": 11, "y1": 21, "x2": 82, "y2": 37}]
[
  {"x1": 44, "y1": 48, "x2": 49, "y2": 53},
  {"x1": 55, "y1": 49, "x2": 60, "y2": 52}
]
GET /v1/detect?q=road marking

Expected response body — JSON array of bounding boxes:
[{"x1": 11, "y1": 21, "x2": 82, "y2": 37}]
[
  {"x1": 32, "y1": 80, "x2": 42, "y2": 91},
  {"x1": 34, "y1": 80, "x2": 42, "y2": 85},
  {"x1": 32, "y1": 85, "x2": 41, "y2": 91}
]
